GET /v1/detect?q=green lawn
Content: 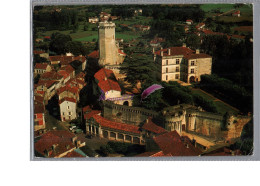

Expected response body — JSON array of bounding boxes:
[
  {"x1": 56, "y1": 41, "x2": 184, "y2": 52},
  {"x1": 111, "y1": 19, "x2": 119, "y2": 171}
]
[
  {"x1": 200, "y1": 4, "x2": 235, "y2": 12},
  {"x1": 191, "y1": 88, "x2": 239, "y2": 115}
]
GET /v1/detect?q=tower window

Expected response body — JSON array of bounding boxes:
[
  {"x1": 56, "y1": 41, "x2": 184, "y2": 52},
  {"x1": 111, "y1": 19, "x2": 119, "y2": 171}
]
[
  {"x1": 166, "y1": 75, "x2": 168, "y2": 80},
  {"x1": 176, "y1": 59, "x2": 180, "y2": 64}
]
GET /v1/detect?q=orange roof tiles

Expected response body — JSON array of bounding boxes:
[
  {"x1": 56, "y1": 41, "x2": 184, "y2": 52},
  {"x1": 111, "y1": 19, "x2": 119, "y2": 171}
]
[
  {"x1": 155, "y1": 47, "x2": 194, "y2": 58},
  {"x1": 34, "y1": 130, "x2": 76, "y2": 157},
  {"x1": 59, "y1": 97, "x2": 77, "y2": 104},
  {"x1": 36, "y1": 79, "x2": 56, "y2": 88},
  {"x1": 142, "y1": 117, "x2": 167, "y2": 134},
  {"x1": 153, "y1": 131, "x2": 201, "y2": 156},
  {"x1": 49, "y1": 55, "x2": 86, "y2": 66},
  {"x1": 35, "y1": 63, "x2": 48, "y2": 70},
  {"x1": 57, "y1": 70, "x2": 70, "y2": 79},
  {"x1": 98, "y1": 79, "x2": 121, "y2": 93},
  {"x1": 88, "y1": 50, "x2": 99, "y2": 59},
  {"x1": 57, "y1": 86, "x2": 78, "y2": 95},
  {"x1": 94, "y1": 68, "x2": 114, "y2": 82},
  {"x1": 92, "y1": 114, "x2": 141, "y2": 134},
  {"x1": 118, "y1": 49, "x2": 126, "y2": 55},
  {"x1": 60, "y1": 65, "x2": 75, "y2": 74},
  {"x1": 84, "y1": 110, "x2": 101, "y2": 120}
]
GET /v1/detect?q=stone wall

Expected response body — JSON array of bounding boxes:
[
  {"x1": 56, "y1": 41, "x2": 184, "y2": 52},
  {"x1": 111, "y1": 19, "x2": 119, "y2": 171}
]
[{"x1": 102, "y1": 101, "x2": 158, "y2": 126}]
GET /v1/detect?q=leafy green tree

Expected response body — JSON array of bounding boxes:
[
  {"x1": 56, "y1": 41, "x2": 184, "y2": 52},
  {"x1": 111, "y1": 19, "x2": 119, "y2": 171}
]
[
  {"x1": 65, "y1": 41, "x2": 88, "y2": 56},
  {"x1": 49, "y1": 32, "x2": 72, "y2": 54},
  {"x1": 186, "y1": 34, "x2": 201, "y2": 50},
  {"x1": 120, "y1": 54, "x2": 156, "y2": 85}
]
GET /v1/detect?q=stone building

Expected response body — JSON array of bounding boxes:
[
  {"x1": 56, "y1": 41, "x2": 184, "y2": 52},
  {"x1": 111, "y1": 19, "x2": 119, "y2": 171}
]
[
  {"x1": 154, "y1": 45, "x2": 212, "y2": 83},
  {"x1": 34, "y1": 63, "x2": 52, "y2": 75},
  {"x1": 98, "y1": 21, "x2": 126, "y2": 79},
  {"x1": 59, "y1": 97, "x2": 77, "y2": 122},
  {"x1": 85, "y1": 110, "x2": 145, "y2": 145}
]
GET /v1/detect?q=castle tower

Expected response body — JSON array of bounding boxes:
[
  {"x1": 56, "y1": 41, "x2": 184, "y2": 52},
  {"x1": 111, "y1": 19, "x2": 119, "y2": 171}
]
[{"x1": 98, "y1": 22, "x2": 118, "y2": 66}]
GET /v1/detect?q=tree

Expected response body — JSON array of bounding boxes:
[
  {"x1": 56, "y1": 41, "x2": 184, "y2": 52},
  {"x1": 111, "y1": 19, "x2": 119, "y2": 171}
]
[
  {"x1": 186, "y1": 34, "x2": 201, "y2": 50},
  {"x1": 49, "y1": 32, "x2": 72, "y2": 54},
  {"x1": 65, "y1": 41, "x2": 88, "y2": 56},
  {"x1": 120, "y1": 54, "x2": 156, "y2": 86}
]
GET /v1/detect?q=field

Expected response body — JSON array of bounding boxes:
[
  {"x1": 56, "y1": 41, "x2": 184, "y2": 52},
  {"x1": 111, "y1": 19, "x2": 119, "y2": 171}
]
[
  {"x1": 200, "y1": 4, "x2": 236, "y2": 12},
  {"x1": 191, "y1": 88, "x2": 239, "y2": 115}
]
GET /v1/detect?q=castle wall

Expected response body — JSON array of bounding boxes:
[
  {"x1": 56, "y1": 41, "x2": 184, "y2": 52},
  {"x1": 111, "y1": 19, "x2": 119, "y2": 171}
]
[{"x1": 102, "y1": 101, "x2": 158, "y2": 126}]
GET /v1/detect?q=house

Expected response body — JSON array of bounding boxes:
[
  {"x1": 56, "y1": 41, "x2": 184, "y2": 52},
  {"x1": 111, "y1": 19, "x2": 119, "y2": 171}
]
[
  {"x1": 232, "y1": 10, "x2": 240, "y2": 17},
  {"x1": 57, "y1": 70, "x2": 70, "y2": 84},
  {"x1": 150, "y1": 37, "x2": 165, "y2": 47},
  {"x1": 99, "y1": 12, "x2": 111, "y2": 20},
  {"x1": 40, "y1": 71, "x2": 64, "y2": 90},
  {"x1": 60, "y1": 65, "x2": 75, "y2": 79},
  {"x1": 186, "y1": 19, "x2": 193, "y2": 25},
  {"x1": 57, "y1": 86, "x2": 79, "y2": 101},
  {"x1": 35, "y1": 79, "x2": 57, "y2": 100},
  {"x1": 88, "y1": 17, "x2": 99, "y2": 23},
  {"x1": 49, "y1": 55, "x2": 86, "y2": 68},
  {"x1": 154, "y1": 44, "x2": 212, "y2": 83},
  {"x1": 141, "y1": 131, "x2": 201, "y2": 156},
  {"x1": 196, "y1": 23, "x2": 205, "y2": 30},
  {"x1": 59, "y1": 97, "x2": 77, "y2": 122},
  {"x1": 34, "y1": 103, "x2": 46, "y2": 131},
  {"x1": 33, "y1": 50, "x2": 49, "y2": 59},
  {"x1": 88, "y1": 50, "x2": 99, "y2": 59},
  {"x1": 85, "y1": 111, "x2": 145, "y2": 144},
  {"x1": 34, "y1": 63, "x2": 52, "y2": 75},
  {"x1": 34, "y1": 130, "x2": 85, "y2": 158}
]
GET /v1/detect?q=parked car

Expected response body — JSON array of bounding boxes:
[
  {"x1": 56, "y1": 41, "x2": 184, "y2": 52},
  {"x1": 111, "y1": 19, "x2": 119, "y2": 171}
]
[{"x1": 69, "y1": 126, "x2": 77, "y2": 131}]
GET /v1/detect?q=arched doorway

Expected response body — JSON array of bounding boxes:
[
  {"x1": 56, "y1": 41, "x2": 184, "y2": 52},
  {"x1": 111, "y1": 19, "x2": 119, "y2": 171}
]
[
  {"x1": 123, "y1": 101, "x2": 129, "y2": 106},
  {"x1": 189, "y1": 76, "x2": 195, "y2": 83}
]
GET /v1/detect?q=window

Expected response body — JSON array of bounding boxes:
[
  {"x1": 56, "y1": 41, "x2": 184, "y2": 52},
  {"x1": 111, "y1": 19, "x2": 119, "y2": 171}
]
[
  {"x1": 166, "y1": 75, "x2": 168, "y2": 80},
  {"x1": 191, "y1": 69, "x2": 194, "y2": 73},
  {"x1": 176, "y1": 59, "x2": 180, "y2": 64},
  {"x1": 191, "y1": 61, "x2": 195, "y2": 66},
  {"x1": 166, "y1": 68, "x2": 168, "y2": 73},
  {"x1": 63, "y1": 112, "x2": 65, "y2": 116},
  {"x1": 69, "y1": 112, "x2": 71, "y2": 116},
  {"x1": 176, "y1": 67, "x2": 179, "y2": 72},
  {"x1": 67, "y1": 106, "x2": 70, "y2": 110},
  {"x1": 175, "y1": 74, "x2": 179, "y2": 79},
  {"x1": 166, "y1": 60, "x2": 168, "y2": 65}
]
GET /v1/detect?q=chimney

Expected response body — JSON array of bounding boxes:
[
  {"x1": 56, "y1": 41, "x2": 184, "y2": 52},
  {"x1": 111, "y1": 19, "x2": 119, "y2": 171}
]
[
  {"x1": 167, "y1": 48, "x2": 171, "y2": 55},
  {"x1": 182, "y1": 43, "x2": 186, "y2": 47},
  {"x1": 160, "y1": 50, "x2": 164, "y2": 56},
  {"x1": 196, "y1": 49, "x2": 200, "y2": 54}
]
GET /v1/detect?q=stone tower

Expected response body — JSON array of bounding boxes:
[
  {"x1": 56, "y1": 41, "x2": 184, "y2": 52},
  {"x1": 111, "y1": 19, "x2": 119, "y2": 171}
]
[{"x1": 98, "y1": 21, "x2": 118, "y2": 66}]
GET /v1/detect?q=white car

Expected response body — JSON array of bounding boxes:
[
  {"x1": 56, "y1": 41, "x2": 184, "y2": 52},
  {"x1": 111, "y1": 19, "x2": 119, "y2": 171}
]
[{"x1": 69, "y1": 126, "x2": 77, "y2": 131}]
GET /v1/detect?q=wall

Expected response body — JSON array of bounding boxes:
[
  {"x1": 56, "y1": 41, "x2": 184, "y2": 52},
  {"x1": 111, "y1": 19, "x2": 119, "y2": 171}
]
[
  {"x1": 98, "y1": 22, "x2": 118, "y2": 66},
  {"x1": 102, "y1": 101, "x2": 158, "y2": 126},
  {"x1": 197, "y1": 57, "x2": 212, "y2": 81},
  {"x1": 59, "y1": 101, "x2": 77, "y2": 121}
]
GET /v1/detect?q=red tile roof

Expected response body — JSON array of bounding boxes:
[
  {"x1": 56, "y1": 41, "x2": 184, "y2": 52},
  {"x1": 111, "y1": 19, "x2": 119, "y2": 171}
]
[
  {"x1": 35, "y1": 63, "x2": 48, "y2": 70},
  {"x1": 34, "y1": 104, "x2": 45, "y2": 114},
  {"x1": 36, "y1": 79, "x2": 56, "y2": 88},
  {"x1": 49, "y1": 56, "x2": 86, "y2": 66},
  {"x1": 84, "y1": 110, "x2": 101, "y2": 120},
  {"x1": 34, "y1": 130, "x2": 76, "y2": 157},
  {"x1": 155, "y1": 47, "x2": 194, "y2": 58},
  {"x1": 186, "y1": 19, "x2": 193, "y2": 22},
  {"x1": 60, "y1": 65, "x2": 75, "y2": 74},
  {"x1": 142, "y1": 117, "x2": 167, "y2": 134},
  {"x1": 88, "y1": 50, "x2": 99, "y2": 59},
  {"x1": 153, "y1": 131, "x2": 201, "y2": 156},
  {"x1": 92, "y1": 115, "x2": 141, "y2": 134},
  {"x1": 57, "y1": 70, "x2": 70, "y2": 79},
  {"x1": 40, "y1": 71, "x2": 63, "y2": 80},
  {"x1": 59, "y1": 97, "x2": 77, "y2": 105},
  {"x1": 118, "y1": 49, "x2": 126, "y2": 55},
  {"x1": 82, "y1": 105, "x2": 92, "y2": 113},
  {"x1": 34, "y1": 50, "x2": 45, "y2": 55},
  {"x1": 98, "y1": 79, "x2": 121, "y2": 93},
  {"x1": 94, "y1": 68, "x2": 114, "y2": 82},
  {"x1": 57, "y1": 86, "x2": 78, "y2": 95}
]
